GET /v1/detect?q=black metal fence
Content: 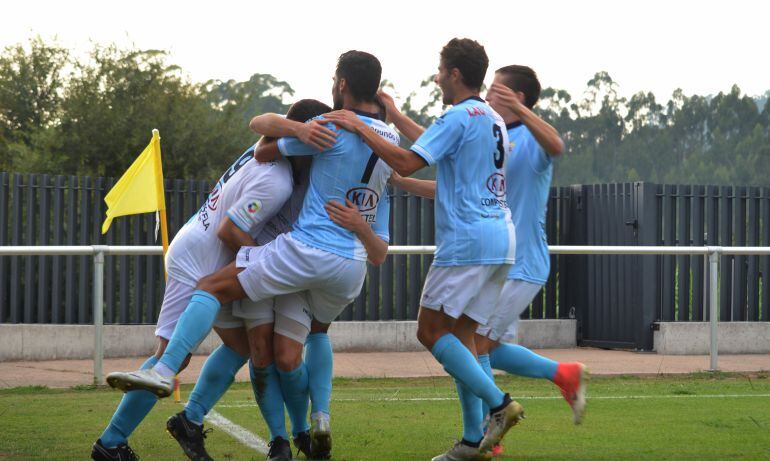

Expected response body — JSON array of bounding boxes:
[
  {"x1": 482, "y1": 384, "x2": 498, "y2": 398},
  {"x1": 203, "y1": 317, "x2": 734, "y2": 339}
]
[{"x1": 1, "y1": 172, "x2": 768, "y2": 351}]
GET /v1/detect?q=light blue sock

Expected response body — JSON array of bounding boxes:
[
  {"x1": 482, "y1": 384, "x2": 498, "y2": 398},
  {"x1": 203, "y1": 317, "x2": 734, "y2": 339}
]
[
  {"x1": 250, "y1": 362, "x2": 289, "y2": 441},
  {"x1": 478, "y1": 354, "x2": 494, "y2": 418},
  {"x1": 490, "y1": 343, "x2": 558, "y2": 380},
  {"x1": 455, "y1": 379, "x2": 484, "y2": 444},
  {"x1": 431, "y1": 334, "x2": 505, "y2": 409},
  {"x1": 99, "y1": 356, "x2": 159, "y2": 448},
  {"x1": 277, "y1": 363, "x2": 311, "y2": 436},
  {"x1": 305, "y1": 333, "x2": 333, "y2": 416},
  {"x1": 184, "y1": 345, "x2": 247, "y2": 425},
  {"x1": 158, "y1": 290, "x2": 220, "y2": 373}
]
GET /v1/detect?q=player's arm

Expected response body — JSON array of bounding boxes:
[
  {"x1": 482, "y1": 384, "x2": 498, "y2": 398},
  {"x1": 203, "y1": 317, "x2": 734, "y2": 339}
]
[
  {"x1": 217, "y1": 217, "x2": 257, "y2": 253},
  {"x1": 249, "y1": 113, "x2": 337, "y2": 151},
  {"x1": 377, "y1": 91, "x2": 425, "y2": 143},
  {"x1": 324, "y1": 199, "x2": 388, "y2": 266},
  {"x1": 389, "y1": 171, "x2": 436, "y2": 199},
  {"x1": 489, "y1": 82, "x2": 564, "y2": 156},
  {"x1": 320, "y1": 111, "x2": 427, "y2": 177}
]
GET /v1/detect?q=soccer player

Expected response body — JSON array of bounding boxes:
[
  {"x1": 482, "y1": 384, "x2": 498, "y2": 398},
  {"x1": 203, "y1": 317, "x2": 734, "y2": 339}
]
[
  {"x1": 385, "y1": 65, "x2": 588, "y2": 459},
  {"x1": 106, "y1": 50, "x2": 397, "y2": 460},
  {"x1": 163, "y1": 99, "x2": 337, "y2": 461},
  {"x1": 95, "y1": 99, "x2": 335, "y2": 461},
  {"x1": 321, "y1": 38, "x2": 522, "y2": 458},
  {"x1": 476, "y1": 66, "x2": 586, "y2": 426}
]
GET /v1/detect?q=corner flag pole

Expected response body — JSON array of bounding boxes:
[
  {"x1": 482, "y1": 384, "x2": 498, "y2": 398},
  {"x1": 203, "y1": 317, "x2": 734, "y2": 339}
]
[{"x1": 152, "y1": 129, "x2": 181, "y2": 402}]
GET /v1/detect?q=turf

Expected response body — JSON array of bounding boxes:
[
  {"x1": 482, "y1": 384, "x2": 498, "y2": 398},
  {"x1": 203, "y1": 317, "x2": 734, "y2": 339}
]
[{"x1": 1, "y1": 373, "x2": 770, "y2": 460}]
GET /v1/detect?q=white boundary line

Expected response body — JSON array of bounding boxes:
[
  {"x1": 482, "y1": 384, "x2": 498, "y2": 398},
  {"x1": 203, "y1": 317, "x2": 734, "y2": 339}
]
[
  {"x1": 215, "y1": 393, "x2": 770, "y2": 408},
  {"x1": 204, "y1": 408, "x2": 301, "y2": 461},
  {"x1": 205, "y1": 409, "x2": 269, "y2": 453}
]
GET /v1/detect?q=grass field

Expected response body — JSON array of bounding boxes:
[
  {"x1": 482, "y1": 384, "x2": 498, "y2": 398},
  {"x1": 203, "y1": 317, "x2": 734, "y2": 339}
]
[{"x1": 2, "y1": 373, "x2": 770, "y2": 460}]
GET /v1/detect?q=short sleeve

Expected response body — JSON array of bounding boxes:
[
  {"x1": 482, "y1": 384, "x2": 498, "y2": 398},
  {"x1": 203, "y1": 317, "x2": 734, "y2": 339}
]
[
  {"x1": 372, "y1": 192, "x2": 390, "y2": 242},
  {"x1": 527, "y1": 136, "x2": 552, "y2": 174},
  {"x1": 226, "y1": 182, "x2": 291, "y2": 234},
  {"x1": 277, "y1": 119, "x2": 337, "y2": 157},
  {"x1": 410, "y1": 109, "x2": 466, "y2": 165}
]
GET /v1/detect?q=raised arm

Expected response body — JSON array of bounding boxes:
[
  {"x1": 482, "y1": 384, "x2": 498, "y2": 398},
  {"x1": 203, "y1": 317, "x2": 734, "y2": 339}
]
[
  {"x1": 321, "y1": 110, "x2": 427, "y2": 177},
  {"x1": 377, "y1": 91, "x2": 425, "y2": 143},
  {"x1": 249, "y1": 113, "x2": 337, "y2": 152},
  {"x1": 324, "y1": 199, "x2": 388, "y2": 265},
  {"x1": 390, "y1": 172, "x2": 436, "y2": 199},
  {"x1": 488, "y1": 82, "x2": 564, "y2": 156}
]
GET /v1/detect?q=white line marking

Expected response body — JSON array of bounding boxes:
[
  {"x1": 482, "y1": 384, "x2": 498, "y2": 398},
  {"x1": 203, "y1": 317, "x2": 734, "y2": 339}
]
[
  {"x1": 205, "y1": 409, "x2": 269, "y2": 453},
  {"x1": 216, "y1": 393, "x2": 770, "y2": 408}
]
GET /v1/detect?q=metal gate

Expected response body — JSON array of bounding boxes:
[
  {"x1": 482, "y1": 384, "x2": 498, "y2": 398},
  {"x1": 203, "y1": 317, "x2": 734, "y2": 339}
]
[{"x1": 565, "y1": 183, "x2": 658, "y2": 350}]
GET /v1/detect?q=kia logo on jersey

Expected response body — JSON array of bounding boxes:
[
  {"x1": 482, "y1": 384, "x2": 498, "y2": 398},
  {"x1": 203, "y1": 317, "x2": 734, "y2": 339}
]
[
  {"x1": 486, "y1": 173, "x2": 506, "y2": 197},
  {"x1": 346, "y1": 187, "x2": 380, "y2": 212}
]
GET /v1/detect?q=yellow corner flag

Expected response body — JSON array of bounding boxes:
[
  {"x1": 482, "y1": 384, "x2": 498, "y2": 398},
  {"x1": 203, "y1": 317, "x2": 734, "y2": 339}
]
[{"x1": 101, "y1": 129, "x2": 170, "y2": 257}]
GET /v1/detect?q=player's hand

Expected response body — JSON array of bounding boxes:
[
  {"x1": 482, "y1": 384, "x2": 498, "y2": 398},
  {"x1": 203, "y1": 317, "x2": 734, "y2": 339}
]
[
  {"x1": 376, "y1": 90, "x2": 399, "y2": 123},
  {"x1": 297, "y1": 119, "x2": 337, "y2": 151},
  {"x1": 320, "y1": 110, "x2": 364, "y2": 133},
  {"x1": 325, "y1": 199, "x2": 366, "y2": 233},
  {"x1": 388, "y1": 170, "x2": 403, "y2": 187},
  {"x1": 487, "y1": 82, "x2": 526, "y2": 115}
]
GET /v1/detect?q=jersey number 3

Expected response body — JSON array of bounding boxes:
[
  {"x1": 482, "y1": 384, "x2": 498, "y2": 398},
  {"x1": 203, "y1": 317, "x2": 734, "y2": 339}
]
[{"x1": 492, "y1": 124, "x2": 505, "y2": 169}]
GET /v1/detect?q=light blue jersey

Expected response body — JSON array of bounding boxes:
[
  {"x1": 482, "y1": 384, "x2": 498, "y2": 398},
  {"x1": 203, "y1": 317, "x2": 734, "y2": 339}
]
[
  {"x1": 506, "y1": 122, "x2": 553, "y2": 284},
  {"x1": 277, "y1": 111, "x2": 398, "y2": 261},
  {"x1": 411, "y1": 96, "x2": 515, "y2": 266}
]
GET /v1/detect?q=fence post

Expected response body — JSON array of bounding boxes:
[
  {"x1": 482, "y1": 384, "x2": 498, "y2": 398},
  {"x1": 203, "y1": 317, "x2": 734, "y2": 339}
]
[
  {"x1": 92, "y1": 245, "x2": 106, "y2": 385},
  {"x1": 708, "y1": 247, "x2": 720, "y2": 371}
]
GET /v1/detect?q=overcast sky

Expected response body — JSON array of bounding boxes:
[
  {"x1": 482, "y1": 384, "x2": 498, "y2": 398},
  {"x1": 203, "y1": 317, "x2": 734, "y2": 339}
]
[{"x1": 3, "y1": 0, "x2": 768, "y2": 106}]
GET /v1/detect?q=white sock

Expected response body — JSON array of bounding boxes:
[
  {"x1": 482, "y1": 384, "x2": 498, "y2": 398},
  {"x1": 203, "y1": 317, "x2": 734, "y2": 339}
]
[{"x1": 153, "y1": 361, "x2": 176, "y2": 378}]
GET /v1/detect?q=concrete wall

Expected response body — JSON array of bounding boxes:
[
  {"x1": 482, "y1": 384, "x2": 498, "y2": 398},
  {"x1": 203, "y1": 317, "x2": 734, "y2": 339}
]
[
  {"x1": 654, "y1": 322, "x2": 770, "y2": 355},
  {"x1": 0, "y1": 319, "x2": 576, "y2": 361}
]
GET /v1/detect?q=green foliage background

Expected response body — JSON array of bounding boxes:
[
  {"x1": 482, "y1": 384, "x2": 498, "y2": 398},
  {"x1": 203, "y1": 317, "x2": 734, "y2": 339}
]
[{"x1": 2, "y1": 38, "x2": 768, "y2": 186}]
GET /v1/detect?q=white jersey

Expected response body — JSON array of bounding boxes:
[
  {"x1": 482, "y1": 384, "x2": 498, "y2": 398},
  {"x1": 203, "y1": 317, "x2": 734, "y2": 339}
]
[
  {"x1": 255, "y1": 164, "x2": 310, "y2": 246},
  {"x1": 166, "y1": 145, "x2": 293, "y2": 287}
]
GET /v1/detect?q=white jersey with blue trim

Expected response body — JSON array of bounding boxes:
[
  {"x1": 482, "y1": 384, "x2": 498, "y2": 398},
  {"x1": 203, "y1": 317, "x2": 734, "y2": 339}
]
[
  {"x1": 410, "y1": 96, "x2": 515, "y2": 266},
  {"x1": 166, "y1": 145, "x2": 293, "y2": 286},
  {"x1": 277, "y1": 111, "x2": 397, "y2": 261},
  {"x1": 506, "y1": 123, "x2": 553, "y2": 284}
]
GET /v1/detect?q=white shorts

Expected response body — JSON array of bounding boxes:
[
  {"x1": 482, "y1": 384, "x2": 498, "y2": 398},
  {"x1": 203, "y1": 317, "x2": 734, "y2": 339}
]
[
  {"x1": 236, "y1": 233, "x2": 366, "y2": 324},
  {"x1": 155, "y1": 277, "x2": 196, "y2": 340},
  {"x1": 420, "y1": 264, "x2": 511, "y2": 325},
  {"x1": 214, "y1": 298, "x2": 275, "y2": 331},
  {"x1": 476, "y1": 279, "x2": 543, "y2": 342}
]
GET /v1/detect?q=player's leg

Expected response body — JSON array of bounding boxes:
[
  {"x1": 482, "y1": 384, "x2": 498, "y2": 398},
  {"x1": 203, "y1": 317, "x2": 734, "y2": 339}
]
[
  {"x1": 107, "y1": 261, "x2": 249, "y2": 397},
  {"x1": 305, "y1": 319, "x2": 333, "y2": 435},
  {"x1": 167, "y1": 318, "x2": 250, "y2": 461},
  {"x1": 93, "y1": 278, "x2": 193, "y2": 461},
  {"x1": 483, "y1": 280, "x2": 587, "y2": 424},
  {"x1": 424, "y1": 265, "x2": 523, "y2": 458},
  {"x1": 300, "y1": 256, "x2": 367, "y2": 460},
  {"x1": 272, "y1": 293, "x2": 316, "y2": 457}
]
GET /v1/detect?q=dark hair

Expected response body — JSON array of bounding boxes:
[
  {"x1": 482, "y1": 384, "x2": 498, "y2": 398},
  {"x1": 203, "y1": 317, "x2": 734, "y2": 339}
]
[
  {"x1": 262, "y1": 99, "x2": 331, "y2": 144},
  {"x1": 440, "y1": 38, "x2": 488, "y2": 90},
  {"x1": 285, "y1": 98, "x2": 332, "y2": 123},
  {"x1": 496, "y1": 65, "x2": 541, "y2": 108},
  {"x1": 335, "y1": 50, "x2": 382, "y2": 102}
]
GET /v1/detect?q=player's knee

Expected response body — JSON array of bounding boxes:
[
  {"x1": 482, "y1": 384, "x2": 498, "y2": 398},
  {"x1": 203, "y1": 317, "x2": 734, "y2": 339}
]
[
  {"x1": 196, "y1": 274, "x2": 220, "y2": 296},
  {"x1": 310, "y1": 319, "x2": 330, "y2": 334},
  {"x1": 273, "y1": 342, "x2": 303, "y2": 372},
  {"x1": 248, "y1": 334, "x2": 273, "y2": 368},
  {"x1": 417, "y1": 324, "x2": 440, "y2": 350}
]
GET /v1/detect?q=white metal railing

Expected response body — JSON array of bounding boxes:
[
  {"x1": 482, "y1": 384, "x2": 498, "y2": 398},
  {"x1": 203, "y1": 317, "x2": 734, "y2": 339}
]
[{"x1": 2, "y1": 245, "x2": 768, "y2": 383}]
